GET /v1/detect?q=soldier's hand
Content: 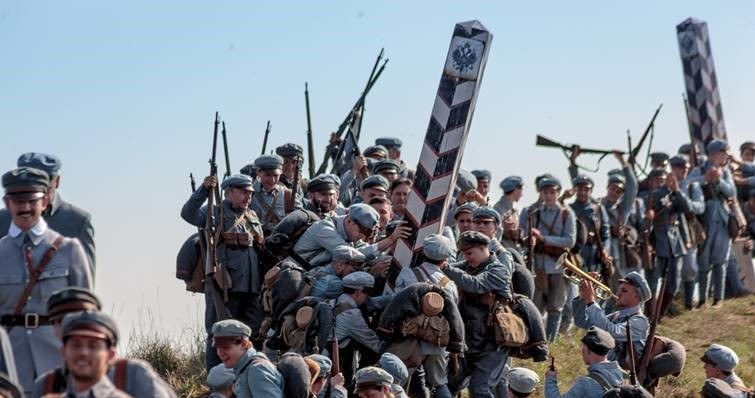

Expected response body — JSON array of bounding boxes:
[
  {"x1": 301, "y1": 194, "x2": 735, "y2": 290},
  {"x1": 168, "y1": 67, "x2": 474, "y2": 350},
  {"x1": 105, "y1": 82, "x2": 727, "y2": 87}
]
[
  {"x1": 579, "y1": 278, "x2": 596, "y2": 303},
  {"x1": 329, "y1": 132, "x2": 341, "y2": 145},
  {"x1": 561, "y1": 188, "x2": 575, "y2": 200},
  {"x1": 369, "y1": 257, "x2": 391, "y2": 278},
  {"x1": 613, "y1": 150, "x2": 626, "y2": 165},
  {"x1": 352, "y1": 155, "x2": 367, "y2": 174},
  {"x1": 546, "y1": 369, "x2": 558, "y2": 379},
  {"x1": 530, "y1": 228, "x2": 543, "y2": 242},
  {"x1": 332, "y1": 372, "x2": 345, "y2": 387},
  {"x1": 745, "y1": 239, "x2": 753, "y2": 252},
  {"x1": 666, "y1": 174, "x2": 679, "y2": 192},
  {"x1": 705, "y1": 166, "x2": 722, "y2": 183},
  {"x1": 389, "y1": 221, "x2": 412, "y2": 242},
  {"x1": 569, "y1": 145, "x2": 581, "y2": 165},
  {"x1": 203, "y1": 175, "x2": 218, "y2": 189}
]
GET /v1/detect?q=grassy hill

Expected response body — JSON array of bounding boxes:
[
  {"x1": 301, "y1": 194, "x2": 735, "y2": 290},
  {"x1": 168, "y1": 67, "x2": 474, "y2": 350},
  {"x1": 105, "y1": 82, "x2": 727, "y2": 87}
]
[{"x1": 130, "y1": 295, "x2": 754, "y2": 397}]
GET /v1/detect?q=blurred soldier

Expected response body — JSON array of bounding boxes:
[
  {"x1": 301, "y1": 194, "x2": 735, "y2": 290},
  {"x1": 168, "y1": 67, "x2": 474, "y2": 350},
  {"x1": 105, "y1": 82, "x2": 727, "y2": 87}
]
[
  {"x1": 276, "y1": 143, "x2": 306, "y2": 193},
  {"x1": 688, "y1": 139, "x2": 737, "y2": 308},
  {"x1": 354, "y1": 366, "x2": 396, "y2": 398},
  {"x1": 57, "y1": 311, "x2": 131, "y2": 397},
  {"x1": 0, "y1": 153, "x2": 95, "y2": 274},
  {"x1": 0, "y1": 167, "x2": 92, "y2": 393},
  {"x1": 358, "y1": 175, "x2": 390, "y2": 204},
  {"x1": 444, "y1": 231, "x2": 512, "y2": 398},
  {"x1": 701, "y1": 378, "x2": 738, "y2": 398},
  {"x1": 471, "y1": 170, "x2": 492, "y2": 204},
  {"x1": 520, "y1": 176, "x2": 576, "y2": 342},
  {"x1": 368, "y1": 196, "x2": 393, "y2": 232},
  {"x1": 545, "y1": 327, "x2": 624, "y2": 397},
  {"x1": 308, "y1": 246, "x2": 366, "y2": 299},
  {"x1": 395, "y1": 234, "x2": 458, "y2": 302},
  {"x1": 339, "y1": 145, "x2": 387, "y2": 207},
  {"x1": 700, "y1": 344, "x2": 752, "y2": 397},
  {"x1": 379, "y1": 353, "x2": 410, "y2": 398},
  {"x1": 494, "y1": 175, "x2": 525, "y2": 253},
  {"x1": 572, "y1": 271, "x2": 650, "y2": 365},
  {"x1": 507, "y1": 367, "x2": 540, "y2": 397},
  {"x1": 373, "y1": 160, "x2": 402, "y2": 184},
  {"x1": 601, "y1": 385, "x2": 654, "y2": 398},
  {"x1": 452, "y1": 202, "x2": 478, "y2": 242},
  {"x1": 252, "y1": 154, "x2": 301, "y2": 234},
  {"x1": 307, "y1": 354, "x2": 347, "y2": 398},
  {"x1": 211, "y1": 319, "x2": 283, "y2": 397},
  {"x1": 376, "y1": 137, "x2": 414, "y2": 179},
  {"x1": 204, "y1": 364, "x2": 235, "y2": 398},
  {"x1": 389, "y1": 178, "x2": 412, "y2": 221},
  {"x1": 180, "y1": 174, "x2": 265, "y2": 368},
  {"x1": 600, "y1": 154, "x2": 638, "y2": 279}
]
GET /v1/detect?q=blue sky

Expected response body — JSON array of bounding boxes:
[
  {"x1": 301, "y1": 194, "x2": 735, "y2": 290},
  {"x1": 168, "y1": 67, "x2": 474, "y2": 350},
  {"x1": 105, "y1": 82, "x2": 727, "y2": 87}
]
[{"x1": 1, "y1": 1, "x2": 753, "y2": 346}]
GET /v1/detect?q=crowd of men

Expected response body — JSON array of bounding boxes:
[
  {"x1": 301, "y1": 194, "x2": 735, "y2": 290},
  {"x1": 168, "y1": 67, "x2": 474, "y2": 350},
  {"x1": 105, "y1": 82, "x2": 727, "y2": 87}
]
[{"x1": 0, "y1": 137, "x2": 753, "y2": 398}]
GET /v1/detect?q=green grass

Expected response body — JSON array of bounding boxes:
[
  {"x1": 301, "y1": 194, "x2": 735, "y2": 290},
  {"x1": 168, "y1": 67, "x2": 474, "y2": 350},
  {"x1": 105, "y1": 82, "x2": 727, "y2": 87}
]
[{"x1": 512, "y1": 295, "x2": 755, "y2": 397}]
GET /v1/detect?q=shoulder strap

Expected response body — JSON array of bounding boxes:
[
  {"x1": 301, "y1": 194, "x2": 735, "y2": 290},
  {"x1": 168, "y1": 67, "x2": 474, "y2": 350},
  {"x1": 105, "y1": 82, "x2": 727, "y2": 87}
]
[
  {"x1": 114, "y1": 359, "x2": 128, "y2": 389},
  {"x1": 586, "y1": 371, "x2": 614, "y2": 392},
  {"x1": 43, "y1": 368, "x2": 67, "y2": 394},
  {"x1": 412, "y1": 267, "x2": 425, "y2": 282},
  {"x1": 333, "y1": 302, "x2": 354, "y2": 317},
  {"x1": 284, "y1": 187, "x2": 294, "y2": 213},
  {"x1": 14, "y1": 236, "x2": 65, "y2": 315}
]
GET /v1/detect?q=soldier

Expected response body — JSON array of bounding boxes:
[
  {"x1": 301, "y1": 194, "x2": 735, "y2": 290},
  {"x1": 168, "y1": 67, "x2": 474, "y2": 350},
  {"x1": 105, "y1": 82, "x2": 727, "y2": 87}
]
[
  {"x1": 294, "y1": 203, "x2": 408, "y2": 269},
  {"x1": 520, "y1": 176, "x2": 577, "y2": 342},
  {"x1": 305, "y1": 174, "x2": 345, "y2": 218},
  {"x1": 572, "y1": 271, "x2": 651, "y2": 365},
  {"x1": 354, "y1": 366, "x2": 396, "y2": 398},
  {"x1": 276, "y1": 143, "x2": 306, "y2": 192},
  {"x1": 0, "y1": 167, "x2": 92, "y2": 393},
  {"x1": 389, "y1": 178, "x2": 412, "y2": 221},
  {"x1": 180, "y1": 174, "x2": 265, "y2": 368},
  {"x1": 379, "y1": 353, "x2": 410, "y2": 398},
  {"x1": 339, "y1": 146, "x2": 386, "y2": 207},
  {"x1": 251, "y1": 154, "x2": 301, "y2": 234},
  {"x1": 740, "y1": 141, "x2": 755, "y2": 163},
  {"x1": 205, "y1": 364, "x2": 235, "y2": 398},
  {"x1": 545, "y1": 327, "x2": 624, "y2": 397},
  {"x1": 0, "y1": 153, "x2": 95, "y2": 274},
  {"x1": 56, "y1": 311, "x2": 131, "y2": 397},
  {"x1": 507, "y1": 367, "x2": 540, "y2": 397},
  {"x1": 376, "y1": 137, "x2": 414, "y2": 179},
  {"x1": 600, "y1": 154, "x2": 639, "y2": 279},
  {"x1": 307, "y1": 354, "x2": 347, "y2": 398},
  {"x1": 688, "y1": 139, "x2": 737, "y2": 308},
  {"x1": 373, "y1": 160, "x2": 402, "y2": 184},
  {"x1": 333, "y1": 272, "x2": 386, "y2": 384},
  {"x1": 368, "y1": 196, "x2": 393, "y2": 231},
  {"x1": 700, "y1": 344, "x2": 752, "y2": 397},
  {"x1": 701, "y1": 378, "x2": 738, "y2": 398},
  {"x1": 308, "y1": 246, "x2": 366, "y2": 299},
  {"x1": 211, "y1": 319, "x2": 283, "y2": 397},
  {"x1": 451, "y1": 202, "x2": 478, "y2": 242},
  {"x1": 493, "y1": 175, "x2": 524, "y2": 252},
  {"x1": 33, "y1": 288, "x2": 177, "y2": 398},
  {"x1": 471, "y1": 170, "x2": 492, "y2": 204},
  {"x1": 444, "y1": 231, "x2": 512, "y2": 398},
  {"x1": 395, "y1": 234, "x2": 458, "y2": 301},
  {"x1": 358, "y1": 175, "x2": 390, "y2": 204}
]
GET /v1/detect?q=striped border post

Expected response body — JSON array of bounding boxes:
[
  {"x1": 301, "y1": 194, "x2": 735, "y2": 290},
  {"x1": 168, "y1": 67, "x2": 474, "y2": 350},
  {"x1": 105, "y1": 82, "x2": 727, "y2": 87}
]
[
  {"x1": 394, "y1": 20, "x2": 492, "y2": 268},
  {"x1": 677, "y1": 17, "x2": 727, "y2": 149}
]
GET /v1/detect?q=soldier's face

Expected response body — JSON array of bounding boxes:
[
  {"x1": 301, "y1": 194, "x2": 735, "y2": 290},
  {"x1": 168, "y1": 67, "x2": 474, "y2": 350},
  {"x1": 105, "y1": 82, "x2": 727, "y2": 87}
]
[
  {"x1": 379, "y1": 170, "x2": 398, "y2": 183},
  {"x1": 389, "y1": 183, "x2": 410, "y2": 214},
  {"x1": 539, "y1": 187, "x2": 559, "y2": 205},
  {"x1": 282, "y1": 156, "x2": 297, "y2": 177},
  {"x1": 61, "y1": 336, "x2": 114, "y2": 382},
  {"x1": 455, "y1": 213, "x2": 473, "y2": 233},
  {"x1": 311, "y1": 190, "x2": 338, "y2": 213},
  {"x1": 257, "y1": 169, "x2": 282, "y2": 190},
  {"x1": 476, "y1": 179, "x2": 490, "y2": 196},
  {"x1": 388, "y1": 149, "x2": 401, "y2": 160},
  {"x1": 473, "y1": 217, "x2": 497, "y2": 238},
  {"x1": 617, "y1": 282, "x2": 641, "y2": 308},
  {"x1": 742, "y1": 148, "x2": 755, "y2": 163},
  {"x1": 606, "y1": 184, "x2": 624, "y2": 203},
  {"x1": 370, "y1": 202, "x2": 393, "y2": 229},
  {"x1": 227, "y1": 188, "x2": 253, "y2": 209},
  {"x1": 709, "y1": 150, "x2": 729, "y2": 167},
  {"x1": 4, "y1": 195, "x2": 49, "y2": 231},
  {"x1": 671, "y1": 165, "x2": 688, "y2": 180},
  {"x1": 357, "y1": 385, "x2": 390, "y2": 398},
  {"x1": 461, "y1": 245, "x2": 489, "y2": 265},
  {"x1": 510, "y1": 186, "x2": 523, "y2": 201},
  {"x1": 575, "y1": 184, "x2": 592, "y2": 202},
  {"x1": 215, "y1": 339, "x2": 246, "y2": 368},
  {"x1": 703, "y1": 361, "x2": 723, "y2": 378},
  {"x1": 361, "y1": 188, "x2": 387, "y2": 203}
]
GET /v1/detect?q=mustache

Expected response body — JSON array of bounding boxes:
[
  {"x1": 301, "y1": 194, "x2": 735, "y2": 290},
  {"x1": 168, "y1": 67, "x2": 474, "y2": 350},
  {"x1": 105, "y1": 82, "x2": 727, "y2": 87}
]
[{"x1": 15, "y1": 211, "x2": 33, "y2": 217}]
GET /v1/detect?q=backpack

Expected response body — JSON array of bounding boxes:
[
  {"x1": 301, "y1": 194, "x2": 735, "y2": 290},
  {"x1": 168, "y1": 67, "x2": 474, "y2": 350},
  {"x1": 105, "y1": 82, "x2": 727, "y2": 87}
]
[
  {"x1": 264, "y1": 209, "x2": 320, "y2": 259},
  {"x1": 175, "y1": 232, "x2": 206, "y2": 293},
  {"x1": 267, "y1": 297, "x2": 334, "y2": 355},
  {"x1": 259, "y1": 260, "x2": 313, "y2": 340}
]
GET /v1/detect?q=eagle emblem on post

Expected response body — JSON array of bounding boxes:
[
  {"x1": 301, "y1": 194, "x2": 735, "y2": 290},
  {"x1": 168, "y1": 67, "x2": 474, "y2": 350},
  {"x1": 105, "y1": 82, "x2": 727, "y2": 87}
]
[{"x1": 452, "y1": 42, "x2": 477, "y2": 73}]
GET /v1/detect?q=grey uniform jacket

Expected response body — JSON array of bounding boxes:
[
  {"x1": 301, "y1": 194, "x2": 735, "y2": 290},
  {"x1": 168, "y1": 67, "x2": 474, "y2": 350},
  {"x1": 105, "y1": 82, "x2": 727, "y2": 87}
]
[
  {"x1": 63, "y1": 376, "x2": 133, "y2": 398},
  {"x1": 251, "y1": 181, "x2": 301, "y2": 233},
  {"x1": 519, "y1": 203, "x2": 577, "y2": 274},
  {"x1": 688, "y1": 162, "x2": 737, "y2": 264},
  {"x1": 233, "y1": 349, "x2": 284, "y2": 398},
  {"x1": 572, "y1": 299, "x2": 649, "y2": 363},
  {"x1": 334, "y1": 294, "x2": 384, "y2": 353},
  {"x1": 0, "y1": 193, "x2": 95, "y2": 276},
  {"x1": 645, "y1": 186, "x2": 693, "y2": 259},
  {"x1": 181, "y1": 186, "x2": 264, "y2": 294},
  {"x1": 293, "y1": 215, "x2": 378, "y2": 269},
  {"x1": 0, "y1": 220, "x2": 92, "y2": 392},
  {"x1": 545, "y1": 360, "x2": 624, "y2": 398}
]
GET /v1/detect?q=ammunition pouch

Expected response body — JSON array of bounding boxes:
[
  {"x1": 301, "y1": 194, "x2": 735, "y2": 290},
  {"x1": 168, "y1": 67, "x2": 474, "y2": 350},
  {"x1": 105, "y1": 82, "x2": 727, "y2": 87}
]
[
  {"x1": 686, "y1": 213, "x2": 707, "y2": 247},
  {"x1": 222, "y1": 232, "x2": 254, "y2": 248}
]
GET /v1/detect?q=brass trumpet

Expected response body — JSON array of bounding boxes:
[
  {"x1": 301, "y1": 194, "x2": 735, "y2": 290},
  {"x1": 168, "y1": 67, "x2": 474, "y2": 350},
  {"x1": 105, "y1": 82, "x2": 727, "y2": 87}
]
[{"x1": 558, "y1": 252, "x2": 618, "y2": 301}]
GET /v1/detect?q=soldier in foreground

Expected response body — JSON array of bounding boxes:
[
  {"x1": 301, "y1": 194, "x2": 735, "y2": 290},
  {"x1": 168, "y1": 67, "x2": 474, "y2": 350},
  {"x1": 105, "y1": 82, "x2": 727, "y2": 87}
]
[
  {"x1": 700, "y1": 344, "x2": 752, "y2": 397},
  {"x1": 507, "y1": 367, "x2": 540, "y2": 397},
  {"x1": 354, "y1": 366, "x2": 397, "y2": 398},
  {"x1": 204, "y1": 364, "x2": 235, "y2": 398}
]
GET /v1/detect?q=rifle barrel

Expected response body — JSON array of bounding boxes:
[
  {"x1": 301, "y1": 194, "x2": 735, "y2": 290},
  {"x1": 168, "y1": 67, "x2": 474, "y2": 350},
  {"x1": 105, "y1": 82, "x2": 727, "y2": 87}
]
[
  {"x1": 305, "y1": 83, "x2": 316, "y2": 178},
  {"x1": 221, "y1": 121, "x2": 231, "y2": 179}
]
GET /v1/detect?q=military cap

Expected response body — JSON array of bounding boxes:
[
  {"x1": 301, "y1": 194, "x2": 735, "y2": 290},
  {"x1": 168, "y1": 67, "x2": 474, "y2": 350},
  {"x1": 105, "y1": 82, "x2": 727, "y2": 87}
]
[
  {"x1": 332, "y1": 246, "x2": 366, "y2": 263},
  {"x1": 379, "y1": 352, "x2": 408, "y2": 386},
  {"x1": 2, "y1": 167, "x2": 50, "y2": 199},
  {"x1": 678, "y1": 143, "x2": 693, "y2": 155},
  {"x1": 275, "y1": 143, "x2": 303, "y2": 158},
  {"x1": 472, "y1": 206, "x2": 501, "y2": 224},
  {"x1": 220, "y1": 174, "x2": 255, "y2": 191},
  {"x1": 61, "y1": 310, "x2": 119, "y2": 346},
  {"x1": 47, "y1": 287, "x2": 102, "y2": 321},
  {"x1": 354, "y1": 366, "x2": 393, "y2": 392},
  {"x1": 0, "y1": 373, "x2": 22, "y2": 398},
  {"x1": 207, "y1": 363, "x2": 235, "y2": 390},
  {"x1": 507, "y1": 367, "x2": 540, "y2": 394},
  {"x1": 571, "y1": 174, "x2": 594, "y2": 187},
  {"x1": 706, "y1": 139, "x2": 729, "y2": 155},
  {"x1": 254, "y1": 154, "x2": 284, "y2": 170},
  {"x1": 669, "y1": 155, "x2": 689, "y2": 168},
  {"x1": 537, "y1": 176, "x2": 561, "y2": 191},
  {"x1": 619, "y1": 271, "x2": 652, "y2": 303},
  {"x1": 457, "y1": 230, "x2": 490, "y2": 250},
  {"x1": 422, "y1": 234, "x2": 456, "y2": 261},
  {"x1": 701, "y1": 378, "x2": 737, "y2": 398},
  {"x1": 500, "y1": 175, "x2": 523, "y2": 193},
  {"x1": 342, "y1": 271, "x2": 375, "y2": 290},
  {"x1": 456, "y1": 169, "x2": 478, "y2": 192},
  {"x1": 471, "y1": 169, "x2": 491, "y2": 181},
  {"x1": 307, "y1": 174, "x2": 340, "y2": 193},
  {"x1": 602, "y1": 385, "x2": 654, "y2": 398},
  {"x1": 17, "y1": 152, "x2": 62, "y2": 176},
  {"x1": 701, "y1": 344, "x2": 739, "y2": 372},
  {"x1": 649, "y1": 152, "x2": 669, "y2": 165},
  {"x1": 211, "y1": 319, "x2": 251, "y2": 339},
  {"x1": 454, "y1": 202, "x2": 478, "y2": 219},
  {"x1": 373, "y1": 159, "x2": 401, "y2": 175},
  {"x1": 307, "y1": 354, "x2": 332, "y2": 377},
  {"x1": 363, "y1": 145, "x2": 389, "y2": 159},
  {"x1": 740, "y1": 141, "x2": 755, "y2": 153},
  {"x1": 347, "y1": 203, "x2": 380, "y2": 230},
  {"x1": 581, "y1": 326, "x2": 615, "y2": 355},
  {"x1": 607, "y1": 173, "x2": 626, "y2": 188},
  {"x1": 375, "y1": 137, "x2": 402, "y2": 150},
  {"x1": 534, "y1": 173, "x2": 554, "y2": 189},
  {"x1": 360, "y1": 175, "x2": 389, "y2": 193},
  {"x1": 647, "y1": 167, "x2": 668, "y2": 179},
  {"x1": 239, "y1": 163, "x2": 256, "y2": 176}
]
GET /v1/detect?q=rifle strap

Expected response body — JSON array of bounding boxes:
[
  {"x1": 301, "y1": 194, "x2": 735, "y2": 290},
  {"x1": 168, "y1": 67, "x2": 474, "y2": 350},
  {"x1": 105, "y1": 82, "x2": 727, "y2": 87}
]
[
  {"x1": 284, "y1": 186, "x2": 294, "y2": 214},
  {"x1": 333, "y1": 302, "x2": 354, "y2": 318},
  {"x1": 586, "y1": 371, "x2": 614, "y2": 392},
  {"x1": 42, "y1": 367, "x2": 67, "y2": 394},
  {"x1": 13, "y1": 236, "x2": 64, "y2": 315},
  {"x1": 114, "y1": 358, "x2": 128, "y2": 389},
  {"x1": 537, "y1": 206, "x2": 562, "y2": 236}
]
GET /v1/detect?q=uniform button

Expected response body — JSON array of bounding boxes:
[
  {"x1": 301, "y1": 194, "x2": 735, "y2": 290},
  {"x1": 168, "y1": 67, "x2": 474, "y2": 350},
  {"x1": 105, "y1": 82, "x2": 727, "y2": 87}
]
[{"x1": 27, "y1": 330, "x2": 32, "y2": 335}]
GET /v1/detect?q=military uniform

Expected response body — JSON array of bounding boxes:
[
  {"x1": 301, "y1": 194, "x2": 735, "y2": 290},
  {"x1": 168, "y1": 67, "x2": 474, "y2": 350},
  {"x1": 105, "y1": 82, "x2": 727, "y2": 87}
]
[
  {"x1": 180, "y1": 174, "x2": 265, "y2": 369},
  {"x1": 602, "y1": 166, "x2": 639, "y2": 278},
  {"x1": 308, "y1": 246, "x2": 366, "y2": 299},
  {"x1": 375, "y1": 137, "x2": 414, "y2": 179},
  {"x1": 304, "y1": 174, "x2": 346, "y2": 219},
  {"x1": 701, "y1": 344, "x2": 752, "y2": 398},
  {"x1": 354, "y1": 366, "x2": 396, "y2": 397},
  {"x1": 251, "y1": 155, "x2": 301, "y2": 234},
  {"x1": 204, "y1": 363, "x2": 234, "y2": 398},
  {"x1": 0, "y1": 153, "x2": 95, "y2": 275},
  {"x1": 493, "y1": 175, "x2": 524, "y2": 253},
  {"x1": 0, "y1": 167, "x2": 93, "y2": 393}
]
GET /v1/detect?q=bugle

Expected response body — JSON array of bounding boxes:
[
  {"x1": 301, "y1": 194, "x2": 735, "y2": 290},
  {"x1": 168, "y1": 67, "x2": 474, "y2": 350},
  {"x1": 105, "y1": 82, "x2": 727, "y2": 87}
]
[{"x1": 558, "y1": 252, "x2": 618, "y2": 300}]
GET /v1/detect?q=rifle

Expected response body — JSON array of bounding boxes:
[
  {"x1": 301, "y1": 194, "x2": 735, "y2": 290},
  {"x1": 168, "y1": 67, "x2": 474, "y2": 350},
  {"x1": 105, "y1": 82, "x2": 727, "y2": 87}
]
[
  {"x1": 593, "y1": 204, "x2": 614, "y2": 283},
  {"x1": 189, "y1": 173, "x2": 196, "y2": 192},
  {"x1": 549, "y1": 355, "x2": 555, "y2": 371},
  {"x1": 221, "y1": 121, "x2": 231, "y2": 181},
  {"x1": 305, "y1": 83, "x2": 316, "y2": 178},
  {"x1": 682, "y1": 93, "x2": 699, "y2": 168},
  {"x1": 526, "y1": 207, "x2": 539, "y2": 272},
  {"x1": 536, "y1": 135, "x2": 623, "y2": 155},
  {"x1": 330, "y1": 108, "x2": 366, "y2": 176},
  {"x1": 286, "y1": 155, "x2": 302, "y2": 213},
  {"x1": 204, "y1": 112, "x2": 231, "y2": 321},
  {"x1": 628, "y1": 103, "x2": 663, "y2": 173},
  {"x1": 626, "y1": 322, "x2": 638, "y2": 385},
  {"x1": 637, "y1": 277, "x2": 666, "y2": 384},
  {"x1": 261, "y1": 121, "x2": 271, "y2": 155}
]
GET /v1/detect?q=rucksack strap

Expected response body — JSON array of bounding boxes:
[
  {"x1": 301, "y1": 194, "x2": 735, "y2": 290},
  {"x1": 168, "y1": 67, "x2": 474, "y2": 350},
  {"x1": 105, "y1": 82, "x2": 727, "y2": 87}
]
[
  {"x1": 114, "y1": 359, "x2": 128, "y2": 389},
  {"x1": 42, "y1": 367, "x2": 67, "y2": 394},
  {"x1": 333, "y1": 302, "x2": 354, "y2": 317},
  {"x1": 587, "y1": 371, "x2": 614, "y2": 392}
]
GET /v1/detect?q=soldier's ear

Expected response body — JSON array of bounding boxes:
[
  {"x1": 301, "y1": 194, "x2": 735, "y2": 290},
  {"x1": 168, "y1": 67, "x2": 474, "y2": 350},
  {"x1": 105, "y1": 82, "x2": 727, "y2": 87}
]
[
  {"x1": 53, "y1": 175, "x2": 61, "y2": 189},
  {"x1": 107, "y1": 347, "x2": 117, "y2": 361}
]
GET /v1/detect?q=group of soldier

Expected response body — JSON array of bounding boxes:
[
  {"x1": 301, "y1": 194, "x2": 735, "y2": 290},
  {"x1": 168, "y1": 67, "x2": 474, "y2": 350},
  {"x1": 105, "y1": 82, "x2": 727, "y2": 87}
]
[{"x1": 0, "y1": 135, "x2": 753, "y2": 398}]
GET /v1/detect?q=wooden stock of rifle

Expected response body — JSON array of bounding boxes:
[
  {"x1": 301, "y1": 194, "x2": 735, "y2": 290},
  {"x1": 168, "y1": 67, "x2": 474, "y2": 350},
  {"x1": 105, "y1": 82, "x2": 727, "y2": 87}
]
[{"x1": 637, "y1": 277, "x2": 666, "y2": 385}]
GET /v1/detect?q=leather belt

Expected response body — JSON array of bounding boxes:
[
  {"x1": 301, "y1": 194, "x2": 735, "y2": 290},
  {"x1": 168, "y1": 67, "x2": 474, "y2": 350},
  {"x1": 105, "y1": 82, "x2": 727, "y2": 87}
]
[{"x1": 1, "y1": 313, "x2": 52, "y2": 328}]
